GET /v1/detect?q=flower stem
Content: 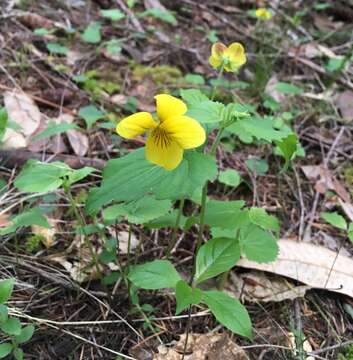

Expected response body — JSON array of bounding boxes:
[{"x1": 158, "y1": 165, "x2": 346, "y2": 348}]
[
  {"x1": 166, "y1": 197, "x2": 185, "y2": 258},
  {"x1": 210, "y1": 65, "x2": 224, "y2": 101}
]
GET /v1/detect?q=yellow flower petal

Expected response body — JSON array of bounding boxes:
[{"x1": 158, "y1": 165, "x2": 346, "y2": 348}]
[
  {"x1": 211, "y1": 42, "x2": 227, "y2": 59},
  {"x1": 155, "y1": 94, "x2": 187, "y2": 123},
  {"x1": 209, "y1": 55, "x2": 222, "y2": 69},
  {"x1": 226, "y1": 42, "x2": 247, "y2": 69},
  {"x1": 116, "y1": 112, "x2": 157, "y2": 139},
  {"x1": 145, "y1": 130, "x2": 183, "y2": 170},
  {"x1": 160, "y1": 115, "x2": 206, "y2": 149},
  {"x1": 255, "y1": 8, "x2": 272, "y2": 20}
]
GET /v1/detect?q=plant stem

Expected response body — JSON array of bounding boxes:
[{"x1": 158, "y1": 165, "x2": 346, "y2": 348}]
[
  {"x1": 166, "y1": 197, "x2": 185, "y2": 258},
  {"x1": 210, "y1": 65, "x2": 224, "y2": 101},
  {"x1": 66, "y1": 188, "x2": 102, "y2": 279}
]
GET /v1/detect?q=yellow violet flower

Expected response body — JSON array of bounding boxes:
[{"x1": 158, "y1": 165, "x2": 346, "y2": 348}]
[
  {"x1": 208, "y1": 42, "x2": 246, "y2": 72},
  {"x1": 255, "y1": 8, "x2": 272, "y2": 20},
  {"x1": 116, "y1": 94, "x2": 206, "y2": 171}
]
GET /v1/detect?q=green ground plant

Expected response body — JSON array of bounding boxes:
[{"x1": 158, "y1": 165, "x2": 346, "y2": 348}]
[{"x1": 1, "y1": 22, "x2": 302, "y2": 358}]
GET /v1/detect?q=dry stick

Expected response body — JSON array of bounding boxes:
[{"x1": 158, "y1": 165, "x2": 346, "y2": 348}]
[{"x1": 116, "y1": 0, "x2": 145, "y2": 33}]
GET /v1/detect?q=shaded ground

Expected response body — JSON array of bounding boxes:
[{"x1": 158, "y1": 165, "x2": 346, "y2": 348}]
[{"x1": 0, "y1": 0, "x2": 353, "y2": 359}]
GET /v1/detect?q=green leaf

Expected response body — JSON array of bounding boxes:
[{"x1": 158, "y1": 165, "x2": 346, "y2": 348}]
[
  {"x1": 0, "y1": 279, "x2": 15, "y2": 304},
  {"x1": 142, "y1": 8, "x2": 177, "y2": 25},
  {"x1": 1, "y1": 317, "x2": 21, "y2": 336},
  {"x1": 184, "y1": 74, "x2": 205, "y2": 85},
  {"x1": 186, "y1": 100, "x2": 224, "y2": 124},
  {"x1": 128, "y1": 260, "x2": 181, "y2": 289},
  {"x1": 245, "y1": 158, "x2": 269, "y2": 175},
  {"x1": 102, "y1": 271, "x2": 121, "y2": 285},
  {"x1": 180, "y1": 89, "x2": 208, "y2": 106},
  {"x1": 47, "y1": 43, "x2": 68, "y2": 55},
  {"x1": 146, "y1": 210, "x2": 187, "y2": 229},
  {"x1": 82, "y1": 22, "x2": 102, "y2": 44},
  {"x1": 321, "y1": 212, "x2": 347, "y2": 230},
  {"x1": 0, "y1": 107, "x2": 8, "y2": 141},
  {"x1": 195, "y1": 237, "x2": 240, "y2": 284},
  {"x1": 0, "y1": 209, "x2": 50, "y2": 236},
  {"x1": 79, "y1": 105, "x2": 104, "y2": 129},
  {"x1": 66, "y1": 167, "x2": 95, "y2": 187},
  {"x1": 229, "y1": 116, "x2": 288, "y2": 143},
  {"x1": 104, "y1": 196, "x2": 172, "y2": 224},
  {"x1": 249, "y1": 207, "x2": 280, "y2": 233},
  {"x1": 240, "y1": 225, "x2": 278, "y2": 263},
  {"x1": 348, "y1": 223, "x2": 353, "y2": 243},
  {"x1": 275, "y1": 82, "x2": 303, "y2": 95},
  {"x1": 13, "y1": 348, "x2": 23, "y2": 360},
  {"x1": 175, "y1": 281, "x2": 202, "y2": 315},
  {"x1": 218, "y1": 169, "x2": 241, "y2": 188},
  {"x1": 204, "y1": 200, "x2": 245, "y2": 229},
  {"x1": 100, "y1": 9, "x2": 125, "y2": 21},
  {"x1": 326, "y1": 57, "x2": 345, "y2": 72},
  {"x1": 0, "y1": 343, "x2": 12, "y2": 358},
  {"x1": 275, "y1": 134, "x2": 298, "y2": 170},
  {"x1": 14, "y1": 160, "x2": 70, "y2": 193},
  {"x1": 33, "y1": 122, "x2": 79, "y2": 141},
  {"x1": 0, "y1": 305, "x2": 8, "y2": 323},
  {"x1": 203, "y1": 290, "x2": 252, "y2": 338},
  {"x1": 86, "y1": 149, "x2": 217, "y2": 213},
  {"x1": 15, "y1": 324, "x2": 34, "y2": 344}
]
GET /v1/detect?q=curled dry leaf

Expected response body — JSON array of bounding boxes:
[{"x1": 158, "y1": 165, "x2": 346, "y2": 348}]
[
  {"x1": 60, "y1": 114, "x2": 89, "y2": 157},
  {"x1": 238, "y1": 239, "x2": 353, "y2": 298},
  {"x1": 301, "y1": 165, "x2": 350, "y2": 203},
  {"x1": 3, "y1": 90, "x2": 41, "y2": 149},
  {"x1": 336, "y1": 90, "x2": 353, "y2": 123},
  {"x1": 151, "y1": 333, "x2": 249, "y2": 360},
  {"x1": 228, "y1": 271, "x2": 310, "y2": 303},
  {"x1": 31, "y1": 217, "x2": 56, "y2": 248}
]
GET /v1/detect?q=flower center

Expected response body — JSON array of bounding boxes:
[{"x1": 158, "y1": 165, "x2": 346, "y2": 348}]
[{"x1": 151, "y1": 127, "x2": 171, "y2": 148}]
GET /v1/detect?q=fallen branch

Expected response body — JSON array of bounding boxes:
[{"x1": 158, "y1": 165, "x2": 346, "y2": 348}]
[{"x1": 0, "y1": 150, "x2": 106, "y2": 170}]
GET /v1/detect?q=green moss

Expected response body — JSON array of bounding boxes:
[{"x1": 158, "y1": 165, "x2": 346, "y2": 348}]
[
  {"x1": 337, "y1": 344, "x2": 353, "y2": 360},
  {"x1": 132, "y1": 64, "x2": 182, "y2": 85},
  {"x1": 344, "y1": 167, "x2": 353, "y2": 194}
]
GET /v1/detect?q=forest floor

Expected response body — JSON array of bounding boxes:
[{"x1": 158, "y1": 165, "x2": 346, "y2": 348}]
[{"x1": 0, "y1": 0, "x2": 353, "y2": 359}]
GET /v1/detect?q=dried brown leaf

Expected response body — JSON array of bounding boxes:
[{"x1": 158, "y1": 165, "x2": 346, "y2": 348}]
[{"x1": 238, "y1": 239, "x2": 353, "y2": 298}]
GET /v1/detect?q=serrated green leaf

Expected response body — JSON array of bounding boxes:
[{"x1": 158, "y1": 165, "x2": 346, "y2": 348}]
[
  {"x1": 321, "y1": 212, "x2": 347, "y2": 230},
  {"x1": 218, "y1": 169, "x2": 241, "y2": 188},
  {"x1": 100, "y1": 9, "x2": 125, "y2": 21},
  {"x1": 128, "y1": 260, "x2": 181, "y2": 289},
  {"x1": 33, "y1": 122, "x2": 79, "y2": 141},
  {"x1": 79, "y1": 105, "x2": 104, "y2": 129},
  {"x1": 86, "y1": 149, "x2": 217, "y2": 213},
  {"x1": 1, "y1": 317, "x2": 21, "y2": 336},
  {"x1": 275, "y1": 82, "x2": 303, "y2": 95},
  {"x1": 230, "y1": 116, "x2": 288, "y2": 143},
  {"x1": 249, "y1": 207, "x2": 280, "y2": 233},
  {"x1": 0, "y1": 279, "x2": 15, "y2": 304},
  {"x1": 180, "y1": 89, "x2": 208, "y2": 106},
  {"x1": 0, "y1": 343, "x2": 12, "y2": 358},
  {"x1": 15, "y1": 324, "x2": 34, "y2": 344},
  {"x1": 204, "y1": 200, "x2": 245, "y2": 229},
  {"x1": 82, "y1": 22, "x2": 101, "y2": 44},
  {"x1": 203, "y1": 290, "x2": 252, "y2": 338},
  {"x1": 175, "y1": 281, "x2": 202, "y2": 315},
  {"x1": 195, "y1": 237, "x2": 240, "y2": 284},
  {"x1": 240, "y1": 225, "x2": 278, "y2": 263},
  {"x1": 186, "y1": 100, "x2": 224, "y2": 124}
]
